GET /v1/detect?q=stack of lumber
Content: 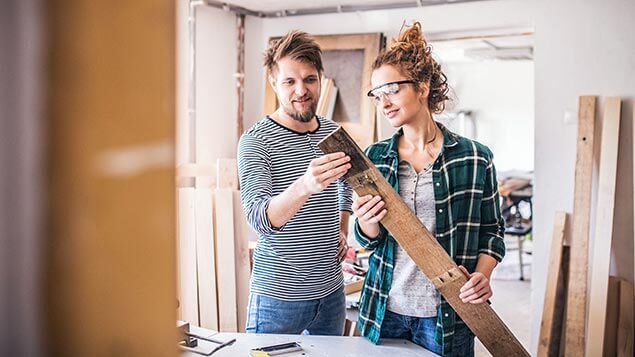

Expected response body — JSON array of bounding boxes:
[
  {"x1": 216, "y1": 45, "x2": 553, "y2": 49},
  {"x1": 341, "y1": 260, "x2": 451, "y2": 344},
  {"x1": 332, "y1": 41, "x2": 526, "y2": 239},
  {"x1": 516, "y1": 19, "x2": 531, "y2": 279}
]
[
  {"x1": 538, "y1": 96, "x2": 634, "y2": 357},
  {"x1": 316, "y1": 77, "x2": 338, "y2": 121},
  {"x1": 176, "y1": 159, "x2": 254, "y2": 332}
]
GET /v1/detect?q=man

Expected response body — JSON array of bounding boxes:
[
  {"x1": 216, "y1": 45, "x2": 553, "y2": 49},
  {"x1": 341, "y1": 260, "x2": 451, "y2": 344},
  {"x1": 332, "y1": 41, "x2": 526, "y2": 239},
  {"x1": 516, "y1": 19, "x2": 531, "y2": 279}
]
[{"x1": 238, "y1": 30, "x2": 352, "y2": 336}]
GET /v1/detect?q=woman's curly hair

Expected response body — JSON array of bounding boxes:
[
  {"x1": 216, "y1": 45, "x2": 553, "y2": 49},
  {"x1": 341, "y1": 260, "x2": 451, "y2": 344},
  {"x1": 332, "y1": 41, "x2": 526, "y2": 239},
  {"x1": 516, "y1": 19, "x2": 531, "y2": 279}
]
[{"x1": 373, "y1": 22, "x2": 449, "y2": 114}]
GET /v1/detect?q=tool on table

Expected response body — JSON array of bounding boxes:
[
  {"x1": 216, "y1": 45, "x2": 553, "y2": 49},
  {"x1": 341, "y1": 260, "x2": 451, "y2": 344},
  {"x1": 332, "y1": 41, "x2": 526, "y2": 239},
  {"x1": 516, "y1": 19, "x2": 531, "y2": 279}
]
[
  {"x1": 177, "y1": 320, "x2": 236, "y2": 355},
  {"x1": 249, "y1": 341, "x2": 303, "y2": 356}
]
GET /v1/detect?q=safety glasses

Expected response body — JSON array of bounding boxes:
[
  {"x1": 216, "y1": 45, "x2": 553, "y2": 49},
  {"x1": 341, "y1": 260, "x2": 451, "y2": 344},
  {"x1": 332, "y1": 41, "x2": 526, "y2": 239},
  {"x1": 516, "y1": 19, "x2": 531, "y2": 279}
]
[{"x1": 366, "y1": 80, "x2": 417, "y2": 103}]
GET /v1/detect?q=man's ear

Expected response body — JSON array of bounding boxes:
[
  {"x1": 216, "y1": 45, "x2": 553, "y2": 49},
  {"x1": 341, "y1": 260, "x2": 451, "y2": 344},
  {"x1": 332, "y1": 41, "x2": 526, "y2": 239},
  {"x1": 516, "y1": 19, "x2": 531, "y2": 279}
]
[{"x1": 268, "y1": 75, "x2": 277, "y2": 94}]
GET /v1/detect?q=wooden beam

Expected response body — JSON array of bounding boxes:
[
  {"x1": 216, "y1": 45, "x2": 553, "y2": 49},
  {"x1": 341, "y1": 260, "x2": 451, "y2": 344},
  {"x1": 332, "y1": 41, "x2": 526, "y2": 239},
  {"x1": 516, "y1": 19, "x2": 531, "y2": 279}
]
[
  {"x1": 604, "y1": 276, "x2": 621, "y2": 357},
  {"x1": 195, "y1": 188, "x2": 219, "y2": 330},
  {"x1": 46, "y1": 0, "x2": 176, "y2": 354},
  {"x1": 236, "y1": 14, "x2": 245, "y2": 144},
  {"x1": 538, "y1": 211, "x2": 568, "y2": 357},
  {"x1": 319, "y1": 127, "x2": 528, "y2": 357},
  {"x1": 178, "y1": 188, "x2": 200, "y2": 325},
  {"x1": 586, "y1": 97, "x2": 621, "y2": 356},
  {"x1": 233, "y1": 190, "x2": 253, "y2": 332},
  {"x1": 215, "y1": 188, "x2": 238, "y2": 332},
  {"x1": 617, "y1": 279, "x2": 634, "y2": 357},
  {"x1": 565, "y1": 96, "x2": 596, "y2": 355}
]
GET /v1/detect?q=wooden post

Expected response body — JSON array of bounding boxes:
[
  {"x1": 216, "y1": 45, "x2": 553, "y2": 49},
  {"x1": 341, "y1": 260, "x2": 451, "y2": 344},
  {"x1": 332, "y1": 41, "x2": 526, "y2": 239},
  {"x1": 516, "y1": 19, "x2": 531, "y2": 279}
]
[
  {"x1": 586, "y1": 97, "x2": 621, "y2": 356},
  {"x1": 538, "y1": 211, "x2": 568, "y2": 357},
  {"x1": 565, "y1": 96, "x2": 597, "y2": 355},
  {"x1": 195, "y1": 188, "x2": 219, "y2": 330},
  {"x1": 319, "y1": 127, "x2": 529, "y2": 357},
  {"x1": 178, "y1": 188, "x2": 200, "y2": 325},
  {"x1": 46, "y1": 0, "x2": 177, "y2": 354},
  {"x1": 617, "y1": 279, "x2": 634, "y2": 357},
  {"x1": 236, "y1": 14, "x2": 245, "y2": 144},
  {"x1": 215, "y1": 160, "x2": 238, "y2": 332}
]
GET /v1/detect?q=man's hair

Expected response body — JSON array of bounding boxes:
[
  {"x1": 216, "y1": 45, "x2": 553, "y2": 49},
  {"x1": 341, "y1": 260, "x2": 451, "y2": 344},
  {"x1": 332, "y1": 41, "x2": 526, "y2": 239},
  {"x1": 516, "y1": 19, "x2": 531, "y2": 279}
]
[{"x1": 264, "y1": 30, "x2": 323, "y2": 78}]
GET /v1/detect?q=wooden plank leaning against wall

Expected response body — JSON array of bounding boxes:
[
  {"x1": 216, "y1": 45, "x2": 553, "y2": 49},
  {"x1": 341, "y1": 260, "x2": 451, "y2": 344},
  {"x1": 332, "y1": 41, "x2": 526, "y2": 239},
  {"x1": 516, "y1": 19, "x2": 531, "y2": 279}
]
[
  {"x1": 564, "y1": 96, "x2": 596, "y2": 355},
  {"x1": 586, "y1": 97, "x2": 621, "y2": 356},
  {"x1": 46, "y1": 0, "x2": 177, "y2": 355}
]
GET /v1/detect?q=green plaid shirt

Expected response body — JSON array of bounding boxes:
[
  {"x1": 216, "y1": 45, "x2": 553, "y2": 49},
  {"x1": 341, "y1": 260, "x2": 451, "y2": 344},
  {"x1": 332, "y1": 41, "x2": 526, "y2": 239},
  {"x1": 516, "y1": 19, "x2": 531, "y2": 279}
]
[{"x1": 354, "y1": 123, "x2": 506, "y2": 355}]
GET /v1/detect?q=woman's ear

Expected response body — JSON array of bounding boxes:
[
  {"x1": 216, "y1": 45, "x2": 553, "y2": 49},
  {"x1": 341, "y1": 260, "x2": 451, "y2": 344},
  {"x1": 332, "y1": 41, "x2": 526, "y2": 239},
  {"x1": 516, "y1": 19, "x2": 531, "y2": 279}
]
[{"x1": 419, "y1": 82, "x2": 430, "y2": 98}]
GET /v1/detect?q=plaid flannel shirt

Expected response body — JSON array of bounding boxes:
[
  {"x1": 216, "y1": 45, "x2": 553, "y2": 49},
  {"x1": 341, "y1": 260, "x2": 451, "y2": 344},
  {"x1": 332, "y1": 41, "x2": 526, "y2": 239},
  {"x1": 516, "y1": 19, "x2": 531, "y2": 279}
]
[{"x1": 354, "y1": 123, "x2": 506, "y2": 355}]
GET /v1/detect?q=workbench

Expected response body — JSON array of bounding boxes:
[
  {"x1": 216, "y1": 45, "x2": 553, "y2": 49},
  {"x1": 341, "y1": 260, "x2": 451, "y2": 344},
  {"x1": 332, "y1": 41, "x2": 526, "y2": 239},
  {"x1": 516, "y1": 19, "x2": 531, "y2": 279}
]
[{"x1": 181, "y1": 326, "x2": 438, "y2": 356}]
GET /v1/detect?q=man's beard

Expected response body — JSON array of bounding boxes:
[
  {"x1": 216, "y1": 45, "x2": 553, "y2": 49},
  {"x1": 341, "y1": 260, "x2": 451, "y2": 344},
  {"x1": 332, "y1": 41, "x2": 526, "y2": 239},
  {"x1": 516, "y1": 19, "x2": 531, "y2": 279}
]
[{"x1": 284, "y1": 97, "x2": 317, "y2": 123}]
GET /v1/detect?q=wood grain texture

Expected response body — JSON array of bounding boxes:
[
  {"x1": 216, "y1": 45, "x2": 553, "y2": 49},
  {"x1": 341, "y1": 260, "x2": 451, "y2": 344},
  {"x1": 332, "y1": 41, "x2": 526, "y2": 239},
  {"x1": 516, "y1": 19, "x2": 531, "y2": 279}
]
[
  {"x1": 233, "y1": 190, "x2": 253, "y2": 332},
  {"x1": 538, "y1": 211, "x2": 568, "y2": 357},
  {"x1": 178, "y1": 188, "x2": 200, "y2": 325},
  {"x1": 617, "y1": 279, "x2": 634, "y2": 357},
  {"x1": 565, "y1": 96, "x2": 597, "y2": 356},
  {"x1": 319, "y1": 127, "x2": 528, "y2": 357},
  {"x1": 46, "y1": 0, "x2": 177, "y2": 355},
  {"x1": 195, "y1": 188, "x2": 219, "y2": 330},
  {"x1": 215, "y1": 188, "x2": 238, "y2": 332},
  {"x1": 586, "y1": 97, "x2": 621, "y2": 356}
]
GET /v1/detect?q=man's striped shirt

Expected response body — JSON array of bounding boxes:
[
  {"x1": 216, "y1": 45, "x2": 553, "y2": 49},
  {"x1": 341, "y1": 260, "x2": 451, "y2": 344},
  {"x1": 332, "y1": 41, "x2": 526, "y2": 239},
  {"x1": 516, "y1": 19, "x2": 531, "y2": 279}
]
[
  {"x1": 238, "y1": 116, "x2": 352, "y2": 301},
  {"x1": 354, "y1": 123, "x2": 506, "y2": 355}
]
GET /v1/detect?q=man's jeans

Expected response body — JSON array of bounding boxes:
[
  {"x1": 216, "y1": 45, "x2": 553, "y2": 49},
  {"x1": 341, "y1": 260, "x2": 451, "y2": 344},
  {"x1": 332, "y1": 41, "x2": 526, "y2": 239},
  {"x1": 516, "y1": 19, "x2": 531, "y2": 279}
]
[
  {"x1": 379, "y1": 310, "x2": 475, "y2": 356},
  {"x1": 245, "y1": 287, "x2": 345, "y2": 335}
]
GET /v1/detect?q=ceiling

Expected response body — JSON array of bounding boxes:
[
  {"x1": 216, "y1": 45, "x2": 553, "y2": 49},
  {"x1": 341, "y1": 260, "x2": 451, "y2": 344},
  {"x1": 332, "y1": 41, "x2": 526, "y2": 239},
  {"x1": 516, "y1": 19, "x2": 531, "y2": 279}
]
[
  {"x1": 203, "y1": 0, "x2": 533, "y2": 62},
  {"x1": 207, "y1": 0, "x2": 493, "y2": 17}
]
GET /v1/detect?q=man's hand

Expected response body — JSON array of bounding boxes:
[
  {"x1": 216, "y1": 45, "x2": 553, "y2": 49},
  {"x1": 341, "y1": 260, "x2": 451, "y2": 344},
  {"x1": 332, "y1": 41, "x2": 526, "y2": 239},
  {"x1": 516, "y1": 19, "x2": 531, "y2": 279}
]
[
  {"x1": 337, "y1": 232, "x2": 348, "y2": 262},
  {"x1": 458, "y1": 265, "x2": 492, "y2": 304},
  {"x1": 301, "y1": 152, "x2": 351, "y2": 195}
]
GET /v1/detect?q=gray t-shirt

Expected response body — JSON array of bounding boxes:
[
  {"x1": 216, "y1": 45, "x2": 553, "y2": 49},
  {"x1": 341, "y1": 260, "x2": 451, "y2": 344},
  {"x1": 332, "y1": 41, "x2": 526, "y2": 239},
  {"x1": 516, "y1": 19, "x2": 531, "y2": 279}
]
[{"x1": 386, "y1": 160, "x2": 441, "y2": 317}]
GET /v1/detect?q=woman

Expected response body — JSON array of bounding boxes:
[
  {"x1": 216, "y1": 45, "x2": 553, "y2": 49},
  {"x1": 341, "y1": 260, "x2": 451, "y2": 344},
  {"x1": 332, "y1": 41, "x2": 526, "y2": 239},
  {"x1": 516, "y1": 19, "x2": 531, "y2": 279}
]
[{"x1": 352, "y1": 22, "x2": 506, "y2": 356}]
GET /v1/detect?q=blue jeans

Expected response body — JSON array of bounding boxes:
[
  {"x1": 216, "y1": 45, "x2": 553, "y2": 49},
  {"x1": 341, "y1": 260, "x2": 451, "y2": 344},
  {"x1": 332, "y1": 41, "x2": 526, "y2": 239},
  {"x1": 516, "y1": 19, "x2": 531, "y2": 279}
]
[
  {"x1": 380, "y1": 310, "x2": 474, "y2": 356},
  {"x1": 245, "y1": 287, "x2": 345, "y2": 335}
]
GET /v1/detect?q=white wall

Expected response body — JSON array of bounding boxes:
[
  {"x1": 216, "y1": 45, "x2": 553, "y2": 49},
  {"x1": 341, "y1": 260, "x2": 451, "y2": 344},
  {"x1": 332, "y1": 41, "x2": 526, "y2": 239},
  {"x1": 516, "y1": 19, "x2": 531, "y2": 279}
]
[
  {"x1": 177, "y1": 3, "x2": 238, "y2": 166},
  {"x1": 531, "y1": 0, "x2": 635, "y2": 353},
  {"x1": 442, "y1": 60, "x2": 534, "y2": 172}
]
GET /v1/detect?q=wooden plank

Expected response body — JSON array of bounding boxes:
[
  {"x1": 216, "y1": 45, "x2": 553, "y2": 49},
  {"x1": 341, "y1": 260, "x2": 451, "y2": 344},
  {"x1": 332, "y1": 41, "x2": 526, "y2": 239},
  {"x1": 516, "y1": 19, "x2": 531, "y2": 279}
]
[
  {"x1": 233, "y1": 190, "x2": 254, "y2": 332},
  {"x1": 538, "y1": 211, "x2": 568, "y2": 357},
  {"x1": 195, "y1": 188, "x2": 219, "y2": 330},
  {"x1": 217, "y1": 158, "x2": 238, "y2": 190},
  {"x1": 617, "y1": 279, "x2": 634, "y2": 357},
  {"x1": 319, "y1": 127, "x2": 529, "y2": 357},
  {"x1": 557, "y1": 246, "x2": 571, "y2": 357},
  {"x1": 215, "y1": 188, "x2": 238, "y2": 332},
  {"x1": 604, "y1": 276, "x2": 621, "y2": 357},
  {"x1": 45, "y1": 0, "x2": 177, "y2": 354},
  {"x1": 178, "y1": 188, "x2": 200, "y2": 325},
  {"x1": 586, "y1": 96, "x2": 622, "y2": 356},
  {"x1": 565, "y1": 96, "x2": 597, "y2": 355}
]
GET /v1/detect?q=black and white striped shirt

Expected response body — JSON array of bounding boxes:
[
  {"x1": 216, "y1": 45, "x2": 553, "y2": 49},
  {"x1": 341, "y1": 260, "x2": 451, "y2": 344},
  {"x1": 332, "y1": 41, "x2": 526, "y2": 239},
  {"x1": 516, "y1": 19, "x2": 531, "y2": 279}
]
[{"x1": 238, "y1": 116, "x2": 353, "y2": 301}]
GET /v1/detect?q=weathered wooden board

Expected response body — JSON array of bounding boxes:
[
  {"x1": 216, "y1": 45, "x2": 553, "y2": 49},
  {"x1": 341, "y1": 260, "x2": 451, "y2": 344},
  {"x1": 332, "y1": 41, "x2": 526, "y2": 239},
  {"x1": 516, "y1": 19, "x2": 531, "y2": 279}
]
[
  {"x1": 538, "y1": 211, "x2": 568, "y2": 357},
  {"x1": 565, "y1": 96, "x2": 596, "y2": 355},
  {"x1": 319, "y1": 127, "x2": 528, "y2": 357}
]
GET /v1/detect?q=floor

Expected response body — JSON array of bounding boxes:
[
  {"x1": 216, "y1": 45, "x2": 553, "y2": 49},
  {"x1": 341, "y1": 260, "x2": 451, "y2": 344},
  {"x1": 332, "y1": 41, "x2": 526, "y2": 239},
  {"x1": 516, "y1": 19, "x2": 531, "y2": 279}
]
[{"x1": 475, "y1": 235, "x2": 533, "y2": 356}]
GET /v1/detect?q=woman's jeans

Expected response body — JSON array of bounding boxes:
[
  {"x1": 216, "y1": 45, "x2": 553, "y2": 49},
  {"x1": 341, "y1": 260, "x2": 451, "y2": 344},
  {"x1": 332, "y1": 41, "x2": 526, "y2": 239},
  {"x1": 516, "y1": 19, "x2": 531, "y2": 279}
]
[{"x1": 380, "y1": 309, "x2": 475, "y2": 356}]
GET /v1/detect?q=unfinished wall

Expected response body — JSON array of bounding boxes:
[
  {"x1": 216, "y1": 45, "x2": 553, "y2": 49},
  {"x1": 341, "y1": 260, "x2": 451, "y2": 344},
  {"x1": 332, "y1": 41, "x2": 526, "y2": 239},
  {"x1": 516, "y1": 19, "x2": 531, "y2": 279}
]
[{"x1": 532, "y1": 0, "x2": 635, "y2": 353}]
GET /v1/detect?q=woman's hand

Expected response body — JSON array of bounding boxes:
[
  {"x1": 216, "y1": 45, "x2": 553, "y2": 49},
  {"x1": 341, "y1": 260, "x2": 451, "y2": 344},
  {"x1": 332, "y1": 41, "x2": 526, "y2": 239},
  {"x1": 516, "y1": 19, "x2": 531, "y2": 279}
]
[
  {"x1": 458, "y1": 265, "x2": 492, "y2": 304},
  {"x1": 352, "y1": 193, "x2": 387, "y2": 238}
]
